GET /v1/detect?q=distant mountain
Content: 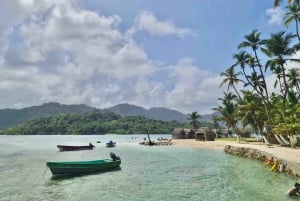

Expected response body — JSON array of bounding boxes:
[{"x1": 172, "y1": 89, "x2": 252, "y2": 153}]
[
  {"x1": 0, "y1": 102, "x2": 220, "y2": 130},
  {"x1": 102, "y1": 103, "x2": 188, "y2": 123},
  {"x1": 0, "y1": 102, "x2": 97, "y2": 129},
  {"x1": 201, "y1": 112, "x2": 221, "y2": 123}
]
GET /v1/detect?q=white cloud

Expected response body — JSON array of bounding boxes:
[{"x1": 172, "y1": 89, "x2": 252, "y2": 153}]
[
  {"x1": 265, "y1": 7, "x2": 284, "y2": 25},
  {"x1": 0, "y1": 1, "x2": 220, "y2": 114},
  {"x1": 164, "y1": 58, "x2": 224, "y2": 113},
  {"x1": 128, "y1": 11, "x2": 191, "y2": 38}
]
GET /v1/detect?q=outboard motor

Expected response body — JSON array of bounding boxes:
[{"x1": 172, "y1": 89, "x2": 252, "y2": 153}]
[{"x1": 110, "y1": 152, "x2": 120, "y2": 161}]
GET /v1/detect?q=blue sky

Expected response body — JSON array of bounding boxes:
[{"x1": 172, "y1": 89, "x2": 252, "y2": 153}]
[{"x1": 0, "y1": 0, "x2": 289, "y2": 114}]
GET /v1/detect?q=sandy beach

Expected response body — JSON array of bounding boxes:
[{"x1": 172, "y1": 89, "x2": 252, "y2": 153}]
[{"x1": 172, "y1": 139, "x2": 300, "y2": 164}]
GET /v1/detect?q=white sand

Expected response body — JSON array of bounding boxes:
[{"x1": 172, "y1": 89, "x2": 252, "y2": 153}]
[{"x1": 172, "y1": 139, "x2": 300, "y2": 163}]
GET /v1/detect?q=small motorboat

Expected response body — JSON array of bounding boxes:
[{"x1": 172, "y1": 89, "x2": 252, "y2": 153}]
[
  {"x1": 57, "y1": 143, "x2": 95, "y2": 151},
  {"x1": 106, "y1": 140, "x2": 116, "y2": 148},
  {"x1": 46, "y1": 152, "x2": 121, "y2": 176}
]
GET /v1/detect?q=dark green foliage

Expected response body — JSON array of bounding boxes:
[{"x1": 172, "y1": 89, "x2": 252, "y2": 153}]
[{"x1": 0, "y1": 111, "x2": 190, "y2": 135}]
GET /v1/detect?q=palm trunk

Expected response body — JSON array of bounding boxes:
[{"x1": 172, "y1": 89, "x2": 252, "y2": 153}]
[
  {"x1": 296, "y1": 19, "x2": 300, "y2": 43},
  {"x1": 254, "y1": 50, "x2": 269, "y2": 101},
  {"x1": 233, "y1": 85, "x2": 242, "y2": 100},
  {"x1": 281, "y1": 64, "x2": 290, "y2": 119}
]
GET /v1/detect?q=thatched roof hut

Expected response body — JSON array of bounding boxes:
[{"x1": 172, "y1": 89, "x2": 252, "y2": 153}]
[
  {"x1": 171, "y1": 128, "x2": 195, "y2": 139},
  {"x1": 195, "y1": 127, "x2": 215, "y2": 141}
]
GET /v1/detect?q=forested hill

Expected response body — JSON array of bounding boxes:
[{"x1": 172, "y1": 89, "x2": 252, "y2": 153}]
[
  {"x1": 0, "y1": 111, "x2": 188, "y2": 135},
  {"x1": 0, "y1": 102, "x2": 96, "y2": 129},
  {"x1": 0, "y1": 102, "x2": 190, "y2": 129}
]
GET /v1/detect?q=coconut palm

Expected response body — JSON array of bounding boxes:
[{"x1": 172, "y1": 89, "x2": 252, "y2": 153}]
[
  {"x1": 237, "y1": 91, "x2": 266, "y2": 137},
  {"x1": 231, "y1": 51, "x2": 253, "y2": 84},
  {"x1": 286, "y1": 68, "x2": 300, "y2": 92},
  {"x1": 262, "y1": 31, "x2": 300, "y2": 116},
  {"x1": 274, "y1": 0, "x2": 300, "y2": 7},
  {"x1": 212, "y1": 115, "x2": 221, "y2": 138},
  {"x1": 187, "y1": 112, "x2": 202, "y2": 130},
  {"x1": 284, "y1": 4, "x2": 300, "y2": 42},
  {"x1": 213, "y1": 92, "x2": 240, "y2": 142},
  {"x1": 220, "y1": 66, "x2": 244, "y2": 100},
  {"x1": 238, "y1": 29, "x2": 269, "y2": 100}
]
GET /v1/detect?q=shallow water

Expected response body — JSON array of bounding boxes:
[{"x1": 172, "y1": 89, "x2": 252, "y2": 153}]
[{"x1": 0, "y1": 135, "x2": 297, "y2": 201}]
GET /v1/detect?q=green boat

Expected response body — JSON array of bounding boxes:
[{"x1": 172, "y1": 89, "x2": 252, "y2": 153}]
[{"x1": 46, "y1": 153, "x2": 121, "y2": 176}]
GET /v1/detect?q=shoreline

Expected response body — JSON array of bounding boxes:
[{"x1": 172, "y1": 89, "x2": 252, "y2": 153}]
[{"x1": 172, "y1": 139, "x2": 300, "y2": 164}]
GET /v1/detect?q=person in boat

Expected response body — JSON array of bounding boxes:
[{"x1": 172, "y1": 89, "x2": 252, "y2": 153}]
[
  {"x1": 287, "y1": 183, "x2": 300, "y2": 197},
  {"x1": 89, "y1": 143, "x2": 94, "y2": 147},
  {"x1": 264, "y1": 157, "x2": 274, "y2": 166}
]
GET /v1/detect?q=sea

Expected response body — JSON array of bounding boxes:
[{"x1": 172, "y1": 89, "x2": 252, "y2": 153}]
[{"x1": 0, "y1": 134, "x2": 296, "y2": 201}]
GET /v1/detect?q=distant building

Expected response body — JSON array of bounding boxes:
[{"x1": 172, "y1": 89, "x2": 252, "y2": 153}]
[{"x1": 172, "y1": 127, "x2": 215, "y2": 141}]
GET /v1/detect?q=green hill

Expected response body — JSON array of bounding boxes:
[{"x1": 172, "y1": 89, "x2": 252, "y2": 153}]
[
  {"x1": 0, "y1": 111, "x2": 187, "y2": 135},
  {"x1": 0, "y1": 102, "x2": 97, "y2": 129}
]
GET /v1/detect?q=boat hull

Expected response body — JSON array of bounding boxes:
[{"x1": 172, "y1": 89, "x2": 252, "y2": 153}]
[
  {"x1": 47, "y1": 159, "x2": 121, "y2": 176},
  {"x1": 57, "y1": 145, "x2": 94, "y2": 151},
  {"x1": 106, "y1": 142, "x2": 116, "y2": 148}
]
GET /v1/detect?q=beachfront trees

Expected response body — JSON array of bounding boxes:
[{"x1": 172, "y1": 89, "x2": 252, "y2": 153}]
[
  {"x1": 220, "y1": 66, "x2": 243, "y2": 100},
  {"x1": 215, "y1": 0, "x2": 300, "y2": 146},
  {"x1": 274, "y1": 0, "x2": 300, "y2": 7},
  {"x1": 287, "y1": 68, "x2": 300, "y2": 92},
  {"x1": 238, "y1": 30, "x2": 269, "y2": 102},
  {"x1": 284, "y1": 4, "x2": 300, "y2": 42},
  {"x1": 187, "y1": 112, "x2": 202, "y2": 130},
  {"x1": 237, "y1": 91, "x2": 266, "y2": 137},
  {"x1": 213, "y1": 92, "x2": 240, "y2": 143},
  {"x1": 262, "y1": 31, "x2": 300, "y2": 118}
]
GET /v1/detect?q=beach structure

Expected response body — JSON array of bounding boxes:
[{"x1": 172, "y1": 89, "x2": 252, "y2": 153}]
[
  {"x1": 171, "y1": 128, "x2": 193, "y2": 139},
  {"x1": 172, "y1": 127, "x2": 215, "y2": 141},
  {"x1": 195, "y1": 127, "x2": 215, "y2": 141}
]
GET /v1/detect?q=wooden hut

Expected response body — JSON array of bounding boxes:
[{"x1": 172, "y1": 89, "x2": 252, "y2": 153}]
[
  {"x1": 171, "y1": 128, "x2": 195, "y2": 139},
  {"x1": 195, "y1": 127, "x2": 215, "y2": 141}
]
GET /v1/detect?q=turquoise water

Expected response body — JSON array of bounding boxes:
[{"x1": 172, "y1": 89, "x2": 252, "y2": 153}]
[{"x1": 0, "y1": 135, "x2": 297, "y2": 201}]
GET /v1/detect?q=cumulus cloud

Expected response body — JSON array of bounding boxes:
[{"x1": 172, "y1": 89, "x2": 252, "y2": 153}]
[
  {"x1": 0, "y1": 1, "x2": 220, "y2": 114},
  {"x1": 128, "y1": 11, "x2": 191, "y2": 38},
  {"x1": 265, "y1": 7, "x2": 284, "y2": 25}
]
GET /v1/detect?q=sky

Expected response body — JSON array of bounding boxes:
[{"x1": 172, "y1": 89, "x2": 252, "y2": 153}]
[{"x1": 0, "y1": 0, "x2": 288, "y2": 114}]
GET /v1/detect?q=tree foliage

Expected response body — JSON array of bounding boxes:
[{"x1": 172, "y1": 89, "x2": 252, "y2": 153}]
[{"x1": 0, "y1": 111, "x2": 194, "y2": 135}]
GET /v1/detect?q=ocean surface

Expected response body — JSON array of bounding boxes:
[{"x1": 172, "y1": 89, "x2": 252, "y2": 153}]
[{"x1": 0, "y1": 135, "x2": 296, "y2": 201}]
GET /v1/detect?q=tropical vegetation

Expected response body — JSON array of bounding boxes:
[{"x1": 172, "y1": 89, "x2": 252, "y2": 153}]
[
  {"x1": 0, "y1": 111, "x2": 190, "y2": 135},
  {"x1": 216, "y1": 0, "x2": 300, "y2": 146}
]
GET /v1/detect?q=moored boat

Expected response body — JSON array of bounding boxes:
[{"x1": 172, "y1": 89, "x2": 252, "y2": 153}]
[
  {"x1": 46, "y1": 153, "x2": 121, "y2": 176},
  {"x1": 57, "y1": 143, "x2": 95, "y2": 151},
  {"x1": 106, "y1": 140, "x2": 116, "y2": 148}
]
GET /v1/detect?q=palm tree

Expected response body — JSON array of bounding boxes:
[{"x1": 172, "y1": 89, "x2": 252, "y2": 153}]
[
  {"x1": 213, "y1": 92, "x2": 240, "y2": 142},
  {"x1": 238, "y1": 29, "x2": 269, "y2": 101},
  {"x1": 286, "y1": 68, "x2": 300, "y2": 92},
  {"x1": 231, "y1": 51, "x2": 253, "y2": 84},
  {"x1": 262, "y1": 31, "x2": 300, "y2": 117},
  {"x1": 274, "y1": 0, "x2": 300, "y2": 7},
  {"x1": 187, "y1": 112, "x2": 202, "y2": 130},
  {"x1": 220, "y1": 66, "x2": 244, "y2": 100},
  {"x1": 212, "y1": 115, "x2": 221, "y2": 138},
  {"x1": 284, "y1": 4, "x2": 300, "y2": 42},
  {"x1": 237, "y1": 91, "x2": 266, "y2": 137}
]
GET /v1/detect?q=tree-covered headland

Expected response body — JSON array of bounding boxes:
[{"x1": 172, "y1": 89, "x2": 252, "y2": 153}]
[{"x1": 0, "y1": 111, "x2": 192, "y2": 135}]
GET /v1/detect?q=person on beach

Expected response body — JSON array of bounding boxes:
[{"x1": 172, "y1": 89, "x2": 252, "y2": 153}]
[
  {"x1": 270, "y1": 159, "x2": 278, "y2": 171},
  {"x1": 264, "y1": 157, "x2": 274, "y2": 166},
  {"x1": 287, "y1": 183, "x2": 300, "y2": 197}
]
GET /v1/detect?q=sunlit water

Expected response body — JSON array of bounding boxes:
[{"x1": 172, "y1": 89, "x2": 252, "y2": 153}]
[{"x1": 0, "y1": 135, "x2": 297, "y2": 201}]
